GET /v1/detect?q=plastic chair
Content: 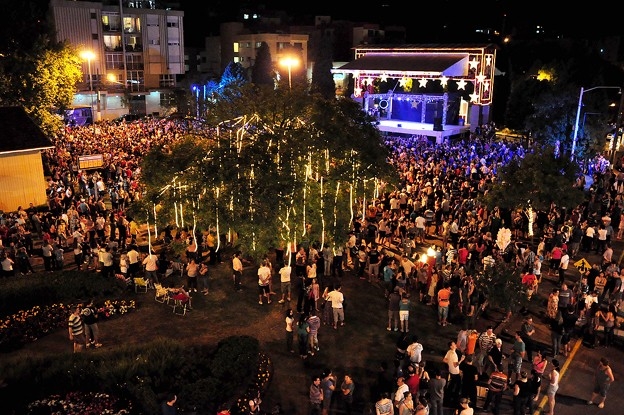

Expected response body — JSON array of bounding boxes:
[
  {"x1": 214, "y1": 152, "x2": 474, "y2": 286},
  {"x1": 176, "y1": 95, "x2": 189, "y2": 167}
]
[
  {"x1": 172, "y1": 292, "x2": 192, "y2": 316},
  {"x1": 154, "y1": 283, "x2": 171, "y2": 304},
  {"x1": 134, "y1": 277, "x2": 150, "y2": 293}
]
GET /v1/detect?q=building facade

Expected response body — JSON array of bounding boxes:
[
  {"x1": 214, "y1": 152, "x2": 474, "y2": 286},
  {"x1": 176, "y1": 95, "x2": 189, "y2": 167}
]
[{"x1": 49, "y1": 0, "x2": 184, "y2": 120}]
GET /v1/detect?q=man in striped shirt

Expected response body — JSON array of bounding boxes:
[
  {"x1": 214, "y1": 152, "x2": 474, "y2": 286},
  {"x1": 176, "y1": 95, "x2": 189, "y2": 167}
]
[
  {"x1": 68, "y1": 306, "x2": 86, "y2": 353},
  {"x1": 476, "y1": 325, "x2": 497, "y2": 376}
]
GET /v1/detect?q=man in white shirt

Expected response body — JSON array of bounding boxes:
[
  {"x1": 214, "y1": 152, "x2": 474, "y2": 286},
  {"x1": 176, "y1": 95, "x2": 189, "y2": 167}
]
[
  {"x1": 278, "y1": 262, "x2": 292, "y2": 303},
  {"x1": 327, "y1": 285, "x2": 345, "y2": 329},
  {"x1": 126, "y1": 246, "x2": 140, "y2": 278},
  {"x1": 232, "y1": 251, "x2": 243, "y2": 291},
  {"x1": 142, "y1": 251, "x2": 159, "y2": 284},
  {"x1": 558, "y1": 250, "x2": 570, "y2": 285},
  {"x1": 257, "y1": 260, "x2": 272, "y2": 304}
]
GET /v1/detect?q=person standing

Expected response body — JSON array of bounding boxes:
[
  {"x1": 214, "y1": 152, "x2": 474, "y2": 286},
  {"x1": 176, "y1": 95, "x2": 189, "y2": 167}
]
[
  {"x1": 368, "y1": 243, "x2": 382, "y2": 283},
  {"x1": 520, "y1": 316, "x2": 536, "y2": 361},
  {"x1": 512, "y1": 371, "x2": 531, "y2": 415},
  {"x1": 297, "y1": 315, "x2": 310, "y2": 359},
  {"x1": 285, "y1": 308, "x2": 295, "y2": 353},
  {"x1": 393, "y1": 377, "x2": 409, "y2": 412},
  {"x1": 374, "y1": 392, "x2": 394, "y2": 415},
  {"x1": 307, "y1": 309, "x2": 321, "y2": 355},
  {"x1": 143, "y1": 250, "x2": 159, "y2": 285},
  {"x1": 278, "y1": 261, "x2": 292, "y2": 304},
  {"x1": 398, "y1": 292, "x2": 413, "y2": 333},
  {"x1": 558, "y1": 249, "x2": 570, "y2": 285},
  {"x1": 428, "y1": 369, "x2": 446, "y2": 415},
  {"x1": 126, "y1": 245, "x2": 140, "y2": 278},
  {"x1": 161, "y1": 393, "x2": 178, "y2": 415},
  {"x1": 481, "y1": 367, "x2": 507, "y2": 415},
  {"x1": 321, "y1": 244, "x2": 333, "y2": 280},
  {"x1": 387, "y1": 286, "x2": 401, "y2": 331},
  {"x1": 41, "y1": 240, "x2": 53, "y2": 272},
  {"x1": 68, "y1": 306, "x2": 85, "y2": 353},
  {"x1": 327, "y1": 285, "x2": 345, "y2": 329},
  {"x1": 507, "y1": 331, "x2": 526, "y2": 385},
  {"x1": 258, "y1": 259, "x2": 272, "y2": 304},
  {"x1": 544, "y1": 359, "x2": 560, "y2": 415},
  {"x1": 198, "y1": 262, "x2": 209, "y2": 295},
  {"x1": 309, "y1": 376, "x2": 323, "y2": 415},
  {"x1": 442, "y1": 341, "x2": 464, "y2": 407},
  {"x1": 459, "y1": 355, "x2": 479, "y2": 409},
  {"x1": 437, "y1": 282, "x2": 452, "y2": 326},
  {"x1": 82, "y1": 300, "x2": 102, "y2": 348},
  {"x1": 186, "y1": 259, "x2": 200, "y2": 293},
  {"x1": 321, "y1": 369, "x2": 337, "y2": 415},
  {"x1": 232, "y1": 251, "x2": 243, "y2": 291},
  {"x1": 340, "y1": 373, "x2": 355, "y2": 415},
  {"x1": 476, "y1": 325, "x2": 496, "y2": 376},
  {"x1": 16, "y1": 247, "x2": 35, "y2": 275},
  {"x1": 587, "y1": 357, "x2": 615, "y2": 409},
  {"x1": 528, "y1": 369, "x2": 542, "y2": 414}
]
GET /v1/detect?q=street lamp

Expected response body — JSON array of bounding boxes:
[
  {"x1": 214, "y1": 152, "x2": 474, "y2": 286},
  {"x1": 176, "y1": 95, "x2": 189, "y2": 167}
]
[
  {"x1": 571, "y1": 85, "x2": 621, "y2": 159},
  {"x1": 280, "y1": 57, "x2": 299, "y2": 90},
  {"x1": 80, "y1": 50, "x2": 95, "y2": 92},
  {"x1": 80, "y1": 50, "x2": 96, "y2": 125}
]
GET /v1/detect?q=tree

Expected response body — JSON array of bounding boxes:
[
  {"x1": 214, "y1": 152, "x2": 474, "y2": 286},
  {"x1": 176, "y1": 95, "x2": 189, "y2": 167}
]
[
  {"x1": 0, "y1": 1, "x2": 81, "y2": 135},
  {"x1": 135, "y1": 84, "x2": 397, "y2": 262},
  {"x1": 474, "y1": 259, "x2": 529, "y2": 319},
  {"x1": 251, "y1": 42, "x2": 275, "y2": 87},
  {"x1": 310, "y1": 33, "x2": 336, "y2": 100},
  {"x1": 0, "y1": 40, "x2": 82, "y2": 135},
  {"x1": 220, "y1": 62, "x2": 248, "y2": 89},
  {"x1": 480, "y1": 146, "x2": 584, "y2": 213}
]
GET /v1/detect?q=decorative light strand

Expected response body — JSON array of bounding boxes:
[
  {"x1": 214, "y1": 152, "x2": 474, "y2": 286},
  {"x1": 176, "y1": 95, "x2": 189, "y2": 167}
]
[{"x1": 320, "y1": 176, "x2": 325, "y2": 249}]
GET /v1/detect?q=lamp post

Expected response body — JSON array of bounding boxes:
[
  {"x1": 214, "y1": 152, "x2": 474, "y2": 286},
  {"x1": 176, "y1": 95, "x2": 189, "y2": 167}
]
[
  {"x1": 80, "y1": 50, "x2": 96, "y2": 125},
  {"x1": 572, "y1": 85, "x2": 622, "y2": 159},
  {"x1": 80, "y1": 50, "x2": 95, "y2": 92},
  {"x1": 280, "y1": 57, "x2": 299, "y2": 90}
]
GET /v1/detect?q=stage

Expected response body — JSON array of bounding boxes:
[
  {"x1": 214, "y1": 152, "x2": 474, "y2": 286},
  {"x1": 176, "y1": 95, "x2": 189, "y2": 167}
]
[{"x1": 375, "y1": 120, "x2": 470, "y2": 143}]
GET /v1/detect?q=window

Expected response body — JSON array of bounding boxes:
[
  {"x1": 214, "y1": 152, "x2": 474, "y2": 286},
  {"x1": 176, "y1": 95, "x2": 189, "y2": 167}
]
[
  {"x1": 233, "y1": 43, "x2": 239, "y2": 53},
  {"x1": 123, "y1": 16, "x2": 141, "y2": 33},
  {"x1": 126, "y1": 54, "x2": 144, "y2": 70},
  {"x1": 159, "y1": 74, "x2": 175, "y2": 88},
  {"x1": 105, "y1": 53, "x2": 124, "y2": 70},
  {"x1": 167, "y1": 21, "x2": 178, "y2": 28},
  {"x1": 103, "y1": 35, "x2": 122, "y2": 51},
  {"x1": 102, "y1": 14, "x2": 121, "y2": 31},
  {"x1": 160, "y1": 92, "x2": 175, "y2": 108}
]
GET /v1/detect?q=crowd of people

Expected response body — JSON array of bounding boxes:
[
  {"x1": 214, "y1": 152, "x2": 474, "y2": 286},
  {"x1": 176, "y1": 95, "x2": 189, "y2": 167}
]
[{"x1": 0, "y1": 117, "x2": 621, "y2": 415}]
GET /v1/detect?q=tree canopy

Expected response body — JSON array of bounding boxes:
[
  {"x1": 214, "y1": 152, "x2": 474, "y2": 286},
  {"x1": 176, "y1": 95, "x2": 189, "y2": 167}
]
[
  {"x1": 481, "y1": 145, "x2": 585, "y2": 212},
  {"x1": 136, "y1": 83, "x2": 398, "y2": 261}
]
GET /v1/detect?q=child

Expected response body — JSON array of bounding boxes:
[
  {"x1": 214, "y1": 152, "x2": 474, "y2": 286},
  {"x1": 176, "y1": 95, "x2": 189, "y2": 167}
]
[{"x1": 310, "y1": 278, "x2": 320, "y2": 311}]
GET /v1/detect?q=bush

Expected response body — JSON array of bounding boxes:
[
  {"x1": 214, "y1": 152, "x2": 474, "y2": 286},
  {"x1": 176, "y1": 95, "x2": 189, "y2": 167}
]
[{"x1": 0, "y1": 336, "x2": 267, "y2": 415}]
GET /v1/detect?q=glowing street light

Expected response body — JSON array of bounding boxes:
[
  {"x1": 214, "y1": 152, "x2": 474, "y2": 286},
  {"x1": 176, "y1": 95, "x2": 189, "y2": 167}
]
[
  {"x1": 572, "y1": 85, "x2": 621, "y2": 159},
  {"x1": 280, "y1": 56, "x2": 299, "y2": 90},
  {"x1": 80, "y1": 50, "x2": 95, "y2": 92}
]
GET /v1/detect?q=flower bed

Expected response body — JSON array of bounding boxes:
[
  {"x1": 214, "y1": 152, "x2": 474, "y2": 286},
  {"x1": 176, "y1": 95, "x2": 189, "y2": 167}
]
[
  {"x1": 0, "y1": 299, "x2": 136, "y2": 352},
  {"x1": 26, "y1": 391, "x2": 133, "y2": 415}
]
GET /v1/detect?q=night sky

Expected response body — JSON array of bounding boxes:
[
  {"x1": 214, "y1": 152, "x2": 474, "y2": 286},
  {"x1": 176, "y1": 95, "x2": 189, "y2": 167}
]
[{"x1": 177, "y1": 0, "x2": 621, "y2": 48}]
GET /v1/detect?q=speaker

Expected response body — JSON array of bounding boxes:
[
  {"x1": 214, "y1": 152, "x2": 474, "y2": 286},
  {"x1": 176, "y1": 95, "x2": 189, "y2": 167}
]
[{"x1": 433, "y1": 117, "x2": 443, "y2": 131}]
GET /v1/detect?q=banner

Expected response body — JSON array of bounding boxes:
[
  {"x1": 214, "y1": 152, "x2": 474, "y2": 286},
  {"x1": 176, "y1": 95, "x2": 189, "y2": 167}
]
[{"x1": 78, "y1": 154, "x2": 104, "y2": 170}]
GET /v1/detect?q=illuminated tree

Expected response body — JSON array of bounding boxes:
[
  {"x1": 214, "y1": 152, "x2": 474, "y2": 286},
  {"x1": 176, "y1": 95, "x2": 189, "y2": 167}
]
[{"x1": 136, "y1": 83, "x2": 397, "y2": 261}]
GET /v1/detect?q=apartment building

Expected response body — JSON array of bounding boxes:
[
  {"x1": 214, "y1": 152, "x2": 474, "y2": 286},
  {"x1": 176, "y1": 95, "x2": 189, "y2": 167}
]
[{"x1": 49, "y1": 0, "x2": 184, "y2": 120}]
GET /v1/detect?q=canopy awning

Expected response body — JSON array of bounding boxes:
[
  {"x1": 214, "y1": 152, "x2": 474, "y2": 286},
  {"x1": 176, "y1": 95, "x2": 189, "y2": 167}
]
[{"x1": 333, "y1": 53, "x2": 469, "y2": 77}]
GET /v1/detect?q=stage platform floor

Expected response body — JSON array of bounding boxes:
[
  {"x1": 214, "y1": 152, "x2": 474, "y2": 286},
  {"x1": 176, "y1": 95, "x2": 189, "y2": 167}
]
[{"x1": 376, "y1": 120, "x2": 470, "y2": 142}]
